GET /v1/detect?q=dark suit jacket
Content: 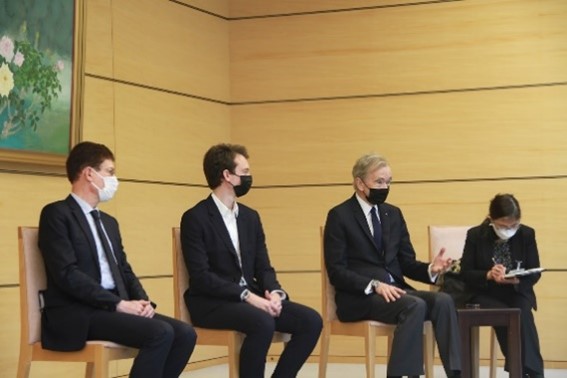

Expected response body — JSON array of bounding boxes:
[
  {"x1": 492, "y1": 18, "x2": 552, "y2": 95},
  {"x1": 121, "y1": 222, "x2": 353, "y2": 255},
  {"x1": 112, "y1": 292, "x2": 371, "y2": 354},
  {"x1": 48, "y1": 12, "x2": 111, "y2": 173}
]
[
  {"x1": 38, "y1": 195, "x2": 148, "y2": 351},
  {"x1": 324, "y1": 195, "x2": 431, "y2": 321},
  {"x1": 180, "y1": 195, "x2": 284, "y2": 323},
  {"x1": 460, "y1": 221, "x2": 540, "y2": 310}
]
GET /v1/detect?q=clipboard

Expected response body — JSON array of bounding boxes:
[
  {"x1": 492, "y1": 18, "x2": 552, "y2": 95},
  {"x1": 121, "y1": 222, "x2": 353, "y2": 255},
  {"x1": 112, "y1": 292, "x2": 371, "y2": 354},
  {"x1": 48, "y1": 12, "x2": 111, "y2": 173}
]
[{"x1": 504, "y1": 267, "x2": 545, "y2": 279}]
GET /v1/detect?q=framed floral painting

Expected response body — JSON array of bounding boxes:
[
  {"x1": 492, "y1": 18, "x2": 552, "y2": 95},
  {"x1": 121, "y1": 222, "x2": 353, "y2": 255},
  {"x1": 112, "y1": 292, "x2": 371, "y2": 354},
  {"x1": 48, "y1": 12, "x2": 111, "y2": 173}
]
[{"x1": 0, "y1": 0, "x2": 85, "y2": 169}]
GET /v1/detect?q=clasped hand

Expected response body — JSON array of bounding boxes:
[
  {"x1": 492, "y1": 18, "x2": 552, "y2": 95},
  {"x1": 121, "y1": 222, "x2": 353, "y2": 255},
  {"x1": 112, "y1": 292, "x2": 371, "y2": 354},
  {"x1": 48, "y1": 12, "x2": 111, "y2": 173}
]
[
  {"x1": 245, "y1": 290, "x2": 283, "y2": 317},
  {"x1": 116, "y1": 299, "x2": 155, "y2": 318}
]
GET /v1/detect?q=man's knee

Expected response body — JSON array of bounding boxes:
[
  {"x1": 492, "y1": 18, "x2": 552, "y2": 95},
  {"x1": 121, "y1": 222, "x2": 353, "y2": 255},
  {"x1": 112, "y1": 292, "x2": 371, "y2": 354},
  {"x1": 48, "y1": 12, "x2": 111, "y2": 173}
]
[
  {"x1": 250, "y1": 313, "x2": 277, "y2": 337},
  {"x1": 403, "y1": 296, "x2": 427, "y2": 319},
  {"x1": 148, "y1": 321, "x2": 175, "y2": 347},
  {"x1": 180, "y1": 323, "x2": 197, "y2": 346},
  {"x1": 303, "y1": 308, "x2": 323, "y2": 333},
  {"x1": 434, "y1": 291, "x2": 456, "y2": 310}
]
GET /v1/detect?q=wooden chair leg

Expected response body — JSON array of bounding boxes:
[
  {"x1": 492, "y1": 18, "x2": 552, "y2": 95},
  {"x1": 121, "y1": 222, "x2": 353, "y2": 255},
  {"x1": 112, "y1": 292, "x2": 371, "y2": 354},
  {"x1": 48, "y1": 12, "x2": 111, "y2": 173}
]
[
  {"x1": 364, "y1": 326, "x2": 376, "y2": 378},
  {"x1": 423, "y1": 322, "x2": 434, "y2": 378},
  {"x1": 489, "y1": 328, "x2": 498, "y2": 378},
  {"x1": 228, "y1": 332, "x2": 244, "y2": 378},
  {"x1": 92, "y1": 346, "x2": 109, "y2": 378},
  {"x1": 85, "y1": 362, "x2": 95, "y2": 378},
  {"x1": 16, "y1": 345, "x2": 32, "y2": 378},
  {"x1": 318, "y1": 327, "x2": 331, "y2": 378}
]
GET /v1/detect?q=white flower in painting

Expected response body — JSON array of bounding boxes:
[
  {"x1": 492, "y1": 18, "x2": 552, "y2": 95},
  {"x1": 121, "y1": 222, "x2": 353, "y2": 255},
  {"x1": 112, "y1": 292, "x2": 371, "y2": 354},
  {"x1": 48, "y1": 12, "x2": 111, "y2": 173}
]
[
  {"x1": 13, "y1": 51, "x2": 24, "y2": 67},
  {"x1": 0, "y1": 63, "x2": 14, "y2": 97},
  {"x1": 0, "y1": 36, "x2": 15, "y2": 62},
  {"x1": 55, "y1": 60, "x2": 64, "y2": 71}
]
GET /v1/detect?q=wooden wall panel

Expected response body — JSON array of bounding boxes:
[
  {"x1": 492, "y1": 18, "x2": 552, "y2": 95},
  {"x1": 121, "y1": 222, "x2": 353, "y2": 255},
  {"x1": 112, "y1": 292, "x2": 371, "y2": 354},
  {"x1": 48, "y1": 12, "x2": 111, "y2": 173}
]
[
  {"x1": 113, "y1": 84, "x2": 230, "y2": 184},
  {"x1": 82, "y1": 77, "x2": 116, "y2": 148},
  {"x1": 110, "y1": 182, "x2": 209, "y2": 276},
  {"x1": 85, "y1": 0, "x2": 113, "y2": 77},
  {"x1": 0, "y1": 174, "x2": 68, "y2": 285},
  {"x1": 232, "y1": 85, "x2": 567, "y2": 186},
  {"x1": 112, "y1": 0, "x2": 230, "y2": 101},
  {"x1": 230, "y1": 0, "x2": 567, "y2": 102},
  {"x1": 179, "y1": 0, "x2": 229, "y2": 18},
  {"x1": 229, "y1": 0, "x2": 439, "y2": 18}
]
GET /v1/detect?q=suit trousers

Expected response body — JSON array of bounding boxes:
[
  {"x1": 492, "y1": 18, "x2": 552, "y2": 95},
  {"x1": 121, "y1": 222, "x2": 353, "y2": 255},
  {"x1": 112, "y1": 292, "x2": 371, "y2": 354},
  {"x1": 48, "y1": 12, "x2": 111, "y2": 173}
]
[
  {"x1": 192, "y1": 300, "x2": 322, "y2": 378},
  {"x1": 362, "y1": 290, "x2": 461, "y2": 376},
  {"x1": 87, "y1": 310, "x2": 197, "y2": 378},
  {"x1": 471, "y1": 292, "x2": 544, "y2": 375}
]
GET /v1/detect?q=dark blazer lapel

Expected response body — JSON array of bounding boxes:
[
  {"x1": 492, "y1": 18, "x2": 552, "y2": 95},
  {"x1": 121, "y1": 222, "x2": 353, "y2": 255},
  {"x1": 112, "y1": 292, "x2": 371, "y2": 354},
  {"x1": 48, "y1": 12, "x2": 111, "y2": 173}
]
[
  {"x1": 235, "y1": 208, "x2": 249, "y2": 267},
  {"x1": 508, "y1": 230, "x2": 523, "y2": 267},
  {"x1": 349, "y1": 196, "x2": 378, "y2": 251},
  {"x1": 205, "y1": 196, "x2": 241, "y2": 266},
  {"x1": 65, "y1": 195, "x2": 100, "y2": 265}
]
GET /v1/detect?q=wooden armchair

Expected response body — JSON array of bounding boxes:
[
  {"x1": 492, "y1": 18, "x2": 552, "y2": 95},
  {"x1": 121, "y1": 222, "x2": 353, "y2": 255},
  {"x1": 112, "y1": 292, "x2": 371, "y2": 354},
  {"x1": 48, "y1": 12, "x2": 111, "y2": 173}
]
[
  {"x1": 17, "y1": 227, "x2": 138, "y2": 378},
  {"x1": 319, "y1": 227, "x2": 435, "y2": 378}
]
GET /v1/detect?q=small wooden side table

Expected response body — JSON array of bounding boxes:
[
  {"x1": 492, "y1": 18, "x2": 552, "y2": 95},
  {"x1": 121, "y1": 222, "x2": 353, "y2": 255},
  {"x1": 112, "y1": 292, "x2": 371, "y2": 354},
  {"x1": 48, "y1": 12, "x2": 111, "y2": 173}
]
[{"x1": 457, "y1": 308, "x2": 521, "y2": 378}]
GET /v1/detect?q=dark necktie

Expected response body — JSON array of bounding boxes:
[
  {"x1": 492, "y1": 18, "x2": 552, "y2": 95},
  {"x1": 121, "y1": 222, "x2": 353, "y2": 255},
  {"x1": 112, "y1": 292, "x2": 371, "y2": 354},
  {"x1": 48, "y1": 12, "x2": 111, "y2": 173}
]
[
  {"x1": 90, "y1": 210, "x2": 128, "y2": 299},
  {"x1": 370, "y1": 206, "x2": 382, "y2": 251}
]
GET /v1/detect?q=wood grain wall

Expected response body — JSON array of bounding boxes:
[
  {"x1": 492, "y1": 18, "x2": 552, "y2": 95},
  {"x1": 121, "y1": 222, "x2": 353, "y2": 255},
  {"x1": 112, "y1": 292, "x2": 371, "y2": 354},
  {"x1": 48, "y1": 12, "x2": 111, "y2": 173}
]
[{"x1": 1, "y1": 0, "x2": 566, "y2": 376}]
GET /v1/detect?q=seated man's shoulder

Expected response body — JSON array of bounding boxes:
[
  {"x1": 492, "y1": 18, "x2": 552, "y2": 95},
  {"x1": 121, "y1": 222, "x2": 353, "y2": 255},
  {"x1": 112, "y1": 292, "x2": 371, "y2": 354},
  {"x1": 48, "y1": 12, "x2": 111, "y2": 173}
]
[{"x1": 40, "y1": 199, "x2": 70, "y2": 216}]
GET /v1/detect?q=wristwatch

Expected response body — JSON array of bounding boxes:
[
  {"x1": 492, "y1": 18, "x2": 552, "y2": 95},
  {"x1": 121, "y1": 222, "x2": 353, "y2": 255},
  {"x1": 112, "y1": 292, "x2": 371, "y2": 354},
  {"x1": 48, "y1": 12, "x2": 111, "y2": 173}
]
[
  {"x1": 241, "y1": 289, "x2": 251, "y2": 301},
  {"x1": 371, "y1": 279, "x2": 381, "y2": 289}
]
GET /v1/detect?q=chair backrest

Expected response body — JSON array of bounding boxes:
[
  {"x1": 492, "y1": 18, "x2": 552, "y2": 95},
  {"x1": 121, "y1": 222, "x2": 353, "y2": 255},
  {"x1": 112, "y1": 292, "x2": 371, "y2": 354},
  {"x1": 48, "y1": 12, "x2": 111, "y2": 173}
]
[
  {"x1": 428, "y1": 225, "x2": 473, "y2": 261},
  {"x1": 320, "y1": 227, "x2": 338, "y2": 322},
  {"x1": 18, "y1": 227, "x2": 45, "y2": 345},
  {"x1": 172, "y1": 227, "x2": 193, "y2": 324}
]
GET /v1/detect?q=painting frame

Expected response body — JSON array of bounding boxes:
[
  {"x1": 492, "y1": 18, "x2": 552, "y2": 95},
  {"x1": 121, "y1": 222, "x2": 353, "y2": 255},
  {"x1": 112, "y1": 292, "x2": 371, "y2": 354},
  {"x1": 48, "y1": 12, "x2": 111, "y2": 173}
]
[{"x1": 0, "y1": 0, "x2": 85, "y2": 171}]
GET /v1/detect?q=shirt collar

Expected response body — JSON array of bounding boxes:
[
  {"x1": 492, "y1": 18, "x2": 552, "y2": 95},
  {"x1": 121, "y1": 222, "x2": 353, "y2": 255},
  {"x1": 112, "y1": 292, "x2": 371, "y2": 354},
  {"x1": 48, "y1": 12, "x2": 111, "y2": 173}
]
[
  {"x1": 211, "y1": 192, "x2": 239, "y2": 218},
  {"x1": 355, "y1": 192, "x2": 376, "y2": 216},
  {"x1": 70, "y1": 192, "x2": 97, "y2": 214}
]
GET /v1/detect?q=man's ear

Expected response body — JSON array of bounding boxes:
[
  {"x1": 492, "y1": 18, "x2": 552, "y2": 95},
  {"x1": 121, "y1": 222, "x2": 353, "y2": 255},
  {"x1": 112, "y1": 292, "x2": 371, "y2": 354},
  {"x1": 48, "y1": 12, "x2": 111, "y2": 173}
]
[
  {"x1": 83, "y1": 166, "x2": 95, "y2": 182},
  {"x1": 221, "y1": 169, "x2": 232, "y2": 182},
  {"x1": 354, "y1": 177, "x2": 365, "y2": 192}
]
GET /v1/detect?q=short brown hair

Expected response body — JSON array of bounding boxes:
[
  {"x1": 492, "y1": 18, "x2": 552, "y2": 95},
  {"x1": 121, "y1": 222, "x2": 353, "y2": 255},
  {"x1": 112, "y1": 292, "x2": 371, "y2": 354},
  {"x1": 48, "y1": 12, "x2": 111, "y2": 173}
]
[
  {"x1": 66, "y1": 141, "x2": 115, "y2": 183},
  {"x1": 203, "y1": 143, "x2": 249, "y2": 189}
]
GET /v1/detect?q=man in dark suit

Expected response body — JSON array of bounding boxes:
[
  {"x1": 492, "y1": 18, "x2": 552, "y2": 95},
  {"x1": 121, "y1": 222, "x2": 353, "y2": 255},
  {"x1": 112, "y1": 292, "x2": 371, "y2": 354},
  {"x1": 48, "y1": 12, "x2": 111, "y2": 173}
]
[
  {"x1": 180, "y1": 143, "x2": 322, "y2": 378},
  {"x1": 38, "y1": 141, "x2": 196, "y2": 378},
  {"x1": 324, "y1": 153, "x2": 461, "y2": 378}
]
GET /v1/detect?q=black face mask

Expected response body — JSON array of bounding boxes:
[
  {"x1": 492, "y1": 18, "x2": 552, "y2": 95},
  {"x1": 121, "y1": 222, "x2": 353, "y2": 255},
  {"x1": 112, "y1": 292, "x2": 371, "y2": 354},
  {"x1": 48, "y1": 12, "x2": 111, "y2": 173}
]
[
  {"x1": 232, "y1": 175, "x2": 253, "y2": 197},
  {"x1": 366, "y1": 187, "x2": 389, "y2": 205}
]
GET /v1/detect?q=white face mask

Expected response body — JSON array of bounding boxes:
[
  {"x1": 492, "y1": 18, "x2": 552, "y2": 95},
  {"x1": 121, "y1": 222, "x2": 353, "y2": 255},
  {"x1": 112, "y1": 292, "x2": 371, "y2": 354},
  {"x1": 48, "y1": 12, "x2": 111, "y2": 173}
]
[
  {"x1": 491, "y1": 224, "x2": 519, "y2": 241},
  {"x1": 92, "y1": 169, "x2": 119, "y2": 202}
]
